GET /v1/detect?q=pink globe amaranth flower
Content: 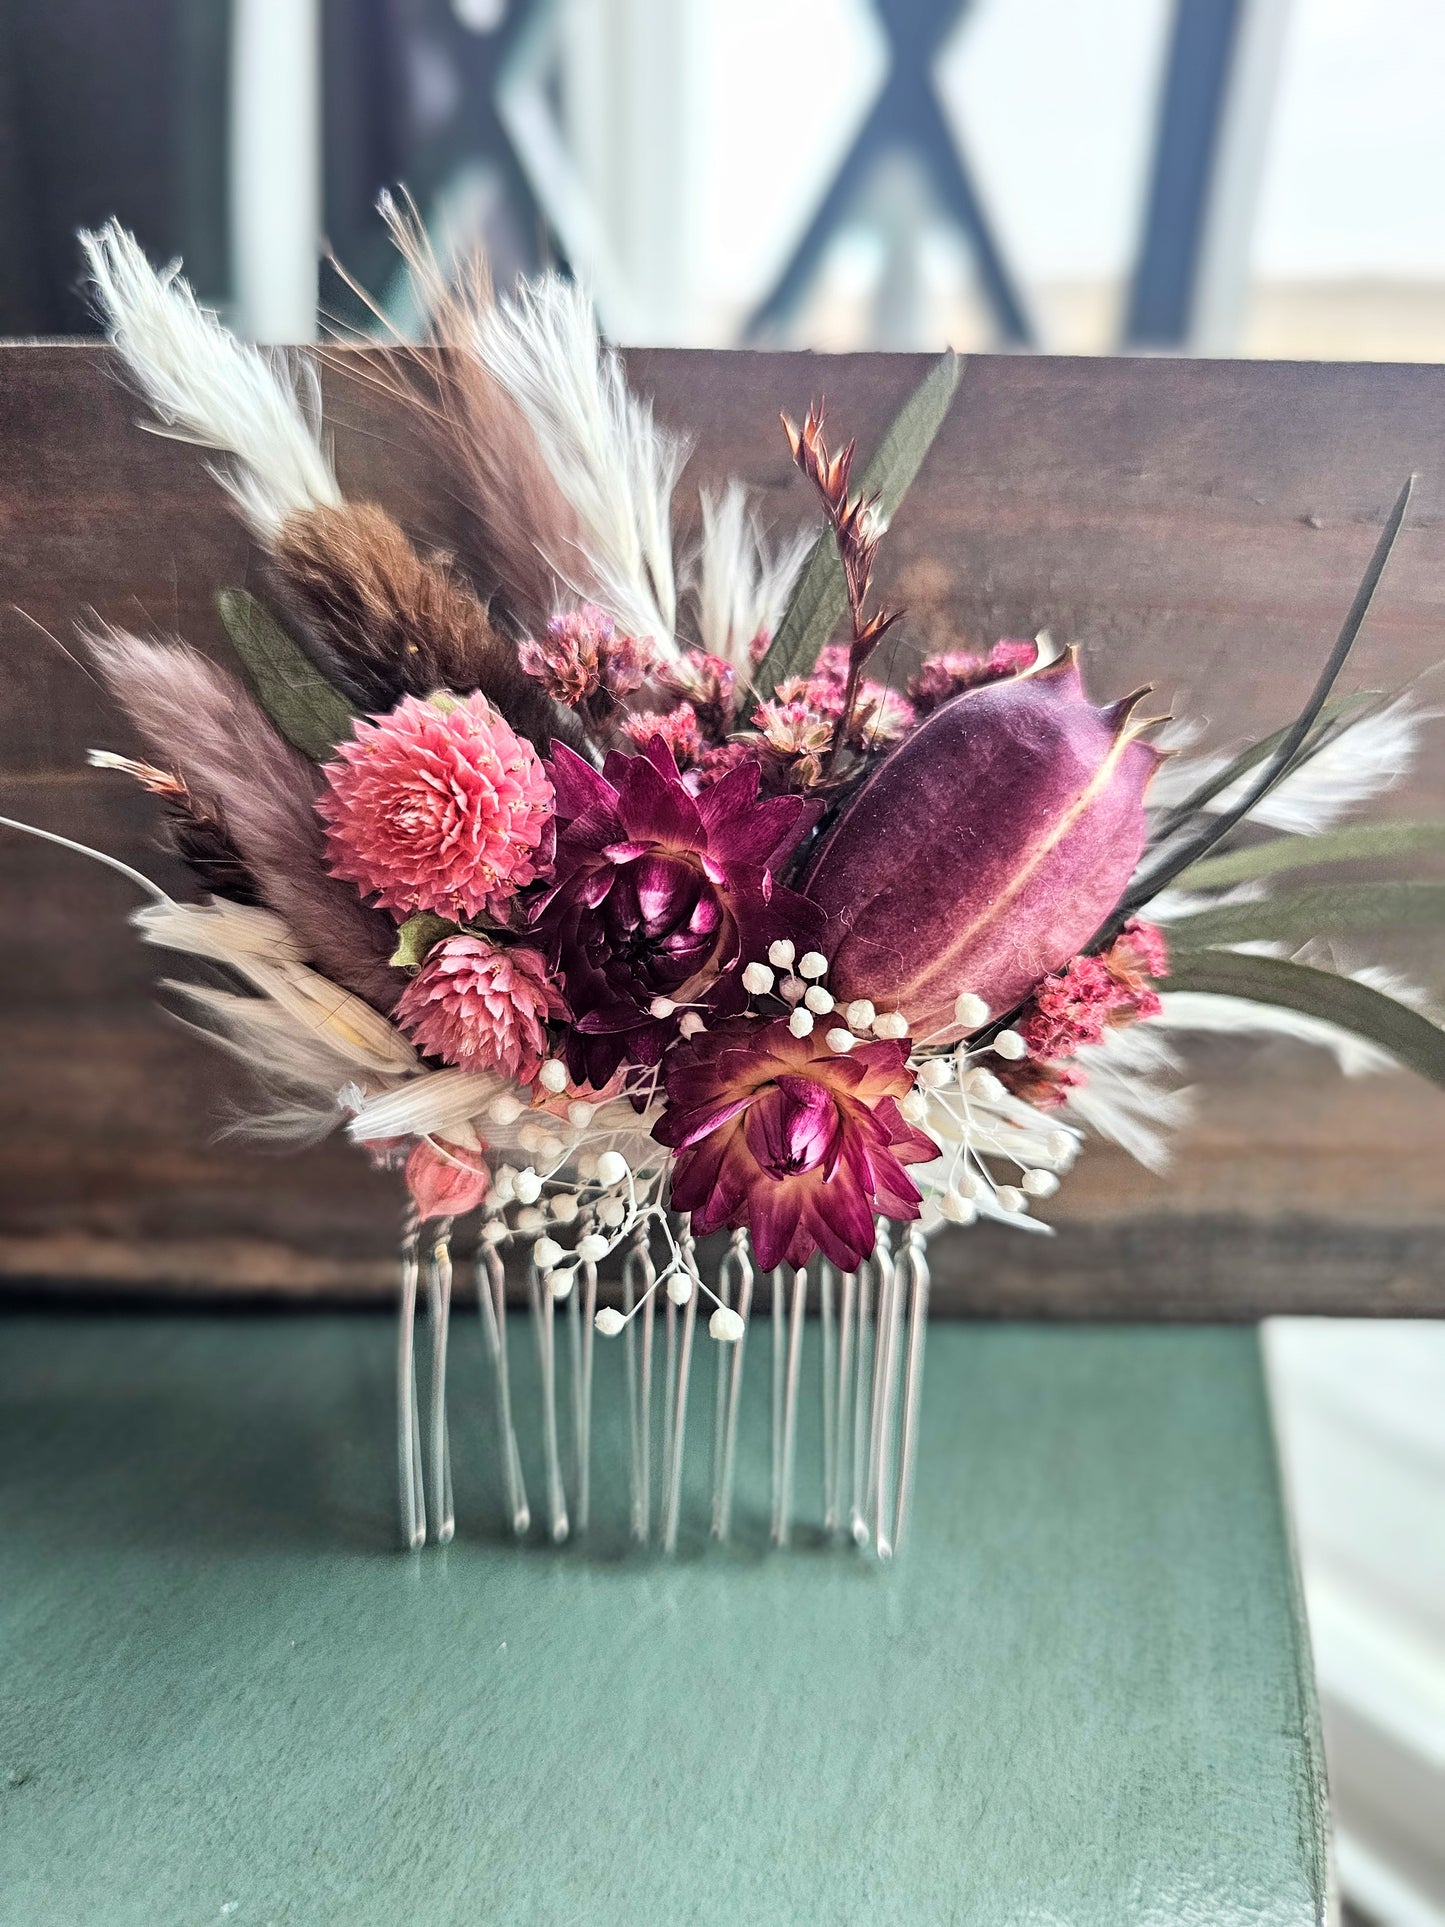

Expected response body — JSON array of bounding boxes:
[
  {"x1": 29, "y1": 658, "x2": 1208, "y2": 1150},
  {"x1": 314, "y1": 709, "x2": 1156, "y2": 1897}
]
[
  {"x1": 396, "y1": 935, "x2": 564, "y2": 1083},
  {"x1": 406, "y1": 1137, "x2": 491, "y2": 1222},
  {"x1": 804, "y1": 651, "x2": 1163, "y2": 1037},
  {"x1": 654, "y1": 1018, "x2": 937, "y2": 1271},
  {"x1": 318, "y1": 692, "x2": 553, "y2": 921},
  {"x1": 533, "y1": 737, "x2": 822, "y2": 1088}
]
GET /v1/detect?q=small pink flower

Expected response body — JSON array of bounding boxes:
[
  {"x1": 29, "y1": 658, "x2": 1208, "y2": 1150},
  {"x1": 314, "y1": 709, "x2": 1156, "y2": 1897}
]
[
  {"x1": 396, "y1": 935, "x2": 563, "y2": 1083},
  {"x1": 318, "y1": 692, "x2": 553, "y2": 920},
  {"x1": 406, "y1": 1137, "x2": 491, "y2": 1222},
  {"x1": 519, "y1": 605, "x2": 654, "y2": 710}
]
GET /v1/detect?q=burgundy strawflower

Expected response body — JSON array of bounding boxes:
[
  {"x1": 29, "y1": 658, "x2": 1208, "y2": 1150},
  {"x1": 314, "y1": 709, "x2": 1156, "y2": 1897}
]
[
  {"x1": 655, "y1": 1018, "x2": 937, "y2": 1270},
  {"x1": 396, "y1": 935, "x2": 564, "y2": 1083},
  {"x1": 518, "y1": 604, "x2": 655, "y2": 713},
  {"x1": 622, "y1": 702, "x2": 704, "y2": 769},
  {"x1": 532, "y1": 738, "x2": 821, "y2": 1087},
  {"x1": 907, "y1": 638, "x2": 1038, "y2": 714},
  {"x1": 318, "y1": 692, "x2": 553, "y2": 921}
]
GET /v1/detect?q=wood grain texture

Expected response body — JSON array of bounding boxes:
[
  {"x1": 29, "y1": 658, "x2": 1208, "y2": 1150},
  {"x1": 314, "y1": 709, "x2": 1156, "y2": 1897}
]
[
  {"x1": 2, "y1": 343, "x2": 1444, "y2": 1313},
  {"x1": 0, "y1": 1315, "x2": 1328, "y2": 1926}
]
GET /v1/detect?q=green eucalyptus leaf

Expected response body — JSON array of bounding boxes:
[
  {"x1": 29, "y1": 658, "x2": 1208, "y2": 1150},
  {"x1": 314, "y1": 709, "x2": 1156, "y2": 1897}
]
[
  {"x1": 1166, "y1": 880, "x2": 1445, "y2": 950},
  {"x1": 390, "y1": 912, "x2": 458, "y2": 972},
  {"x1": 1159, "y1": 950, "x2": 1445, "y2": 1090},
  {"x1": 1180, "y1": 820, "x2": 1445, "y2": 890},
  {"x1": 218, "y1": 588, "x2": 356, "y2": 760},
  {"x1": 753, "y1": 350, "x2": 963, "y2": 703}
]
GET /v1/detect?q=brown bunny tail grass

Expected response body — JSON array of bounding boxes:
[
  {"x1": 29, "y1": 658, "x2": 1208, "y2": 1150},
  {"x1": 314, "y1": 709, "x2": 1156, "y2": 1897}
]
[
  {"x1": 271, "y1": 501, "x2": 583, "y2": 750},
  {"x1": 85, "y1": 628, "x2": 404, "y2": 1012}
]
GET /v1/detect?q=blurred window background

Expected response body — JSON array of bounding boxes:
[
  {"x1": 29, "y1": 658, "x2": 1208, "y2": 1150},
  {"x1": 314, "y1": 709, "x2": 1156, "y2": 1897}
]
[{"x1": 2, "y1": 3, "x2": 1443, "y2": 1921}]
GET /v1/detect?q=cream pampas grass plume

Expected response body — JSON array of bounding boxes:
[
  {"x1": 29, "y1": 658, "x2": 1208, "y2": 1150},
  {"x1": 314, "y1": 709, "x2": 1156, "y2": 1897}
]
[
  {"x1": 691, "y1": 481, "x2": 812, "y2": 672},
  {"x1": 81, "y1": 221, "x2": 341, "y2": 537},
  {"x1": 477, "y1": 271, "x2": 688, "y2": 653},
  {"x1": 86, "y1": 627, "x2": 402, "y2": 1011}
]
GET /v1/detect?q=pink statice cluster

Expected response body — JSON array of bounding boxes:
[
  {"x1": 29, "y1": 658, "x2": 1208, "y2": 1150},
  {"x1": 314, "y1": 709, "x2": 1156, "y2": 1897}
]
[
  {"x1": 1014, "y1": 918, "x2": 1169, "y2": 1063},
  {"x1": 907, "y1": 638, "x2": 1038, "y2": 714},
  {"x1": 518, "y1": 605, "x2": 655, "y2": 714}
]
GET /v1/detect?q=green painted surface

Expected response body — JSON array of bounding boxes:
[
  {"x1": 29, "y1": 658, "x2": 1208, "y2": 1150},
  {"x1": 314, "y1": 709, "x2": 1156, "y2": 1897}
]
[{"x1": 0, "y1": 1315, "x2": 1326, "y2": 1926}]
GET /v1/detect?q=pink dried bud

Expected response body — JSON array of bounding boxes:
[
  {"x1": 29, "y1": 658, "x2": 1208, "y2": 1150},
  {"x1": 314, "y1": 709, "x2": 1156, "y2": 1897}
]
[
  {"x1": 908, "y1": 638, "x2": 1038, "y2": 714},
  {"x1": 406, "y1": 1137, "x2": 491, "y2": 1222},
  {"x1": 396, "y1": 935, "x2": 564, "y2": 1083},
  {"x1": 804, "y1": 652, "x2": 1162, "y2": 1034},
  {"x1": 998, "y1": 1057, "x2": 1087, "y2": 1111},
  {"x1": 748, "y1": 627, "x2": 772, "y2": 666},
  {"x1": 622, "y1": 703, "x2": 704, "y2": 770}
]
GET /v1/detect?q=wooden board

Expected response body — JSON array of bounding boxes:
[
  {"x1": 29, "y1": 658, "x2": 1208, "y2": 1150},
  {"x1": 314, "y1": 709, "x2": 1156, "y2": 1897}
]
[
  {"x1": 2, "y1": 343, "x2": 1444, "y2": 1313},
  {"x1": 0, "y1": 1312, "x2": 1329, "y2": 1926}
]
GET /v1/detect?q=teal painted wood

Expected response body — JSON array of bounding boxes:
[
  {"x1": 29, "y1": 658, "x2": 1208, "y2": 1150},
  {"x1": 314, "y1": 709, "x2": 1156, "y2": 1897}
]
[{"x1": 0, "y1": 1316, "x2": 1326, "y2": 1926}]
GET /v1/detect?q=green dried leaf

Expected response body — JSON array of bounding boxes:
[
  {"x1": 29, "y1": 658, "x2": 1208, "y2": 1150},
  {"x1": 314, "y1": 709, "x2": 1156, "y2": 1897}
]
[
  {"x1": 218, "y1": 588, "x2": 356, "y2": 761},
  {"x1": 1159, "y1": 950, "x2": 1445, "y2": 1090},
  {"x1": 753, "y1": 350, "x2": 963, "y2": 704},
  {"x1": 1166, "y1": 880, "x2": 1445, "y2": 950},
  {"x1": 390, "y1": 912, "x2": 458, "y2": 972},
  {"x1": 1180, "y1": 820, "x2": 1445, "y2": 890}
]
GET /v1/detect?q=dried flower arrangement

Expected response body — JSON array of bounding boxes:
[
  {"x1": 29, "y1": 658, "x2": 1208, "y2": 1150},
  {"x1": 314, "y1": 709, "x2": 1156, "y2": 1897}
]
[{"x1": 7, "y1": 211, "x2": 1444, "y2": 1559}]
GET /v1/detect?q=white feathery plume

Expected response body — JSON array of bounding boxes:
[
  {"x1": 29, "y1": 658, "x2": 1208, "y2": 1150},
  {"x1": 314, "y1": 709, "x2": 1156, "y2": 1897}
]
[
  {"x1": 1146, "y1": 881, "x2": 1267, "y2": 923},
  {"x1": 691, "y1": 481, "x2": 812, "y2": 670},
  {"x1": 130, "y1": 898, "x2": 305, "y2": 966},
  {"x1": 1148, "y1": 697, "x2": 1437, "y2": 834},
  {"x1": 1060, "y1": 1023, "x2": 1193, "y2": 1172},
  {"x1": 80, "y1": 221, "x2": 341, "y2": 536},
  {"x1": 1153, "y1": 989, "x2": 1396, "y2": 1077},
  {"x1": 348, "y1": 1069, "x2": 508, "y2": 1145},
  {"x1": 476, "y1": 272, "x2": 688, "y2": 652},
  {"x1": 132, "y1": 902, "x2": 417, "y2": 1075}
]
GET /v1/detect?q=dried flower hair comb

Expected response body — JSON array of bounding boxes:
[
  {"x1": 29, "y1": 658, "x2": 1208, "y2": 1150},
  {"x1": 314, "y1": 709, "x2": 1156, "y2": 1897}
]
[{"x1": 7, "y1": 210, "x2": 1444, "y2": 1559}]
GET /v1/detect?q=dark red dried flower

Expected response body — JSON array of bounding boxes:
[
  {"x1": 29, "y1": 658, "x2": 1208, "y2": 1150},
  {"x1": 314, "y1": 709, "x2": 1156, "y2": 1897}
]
[
  {"x1": 532, "y1": 739, "x2": 822, "y2": 1087},
  {"x1": 655, "y1": 1018, "x2": 936, "y2": 1270}
]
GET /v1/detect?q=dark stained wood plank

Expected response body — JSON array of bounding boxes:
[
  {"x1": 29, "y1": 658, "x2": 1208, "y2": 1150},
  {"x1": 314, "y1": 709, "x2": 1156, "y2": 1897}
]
[{"x1": 3, "y1": 342, "x2": 1444, "y2": 1312}]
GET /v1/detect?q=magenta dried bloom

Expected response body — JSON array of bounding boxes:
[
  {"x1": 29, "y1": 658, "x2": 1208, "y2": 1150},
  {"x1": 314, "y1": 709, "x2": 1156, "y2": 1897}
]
[
  {"x1": 654, "y1": 1017, "x2": 936, "y2": 1270},
  {"x1": 396, "y1": 935, "x2": 563, "y2": 1083},
  {"x1": 318, "y1": 692, "x2": 552, "y2": 921},
  {"x1": 533, "y1": 738, "x2": 821, "y2": 1086},
  {"x1": 804, "y1": 653, "x2": 1161, "y2": 1035}
]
